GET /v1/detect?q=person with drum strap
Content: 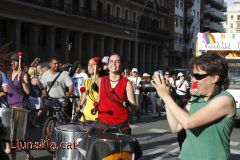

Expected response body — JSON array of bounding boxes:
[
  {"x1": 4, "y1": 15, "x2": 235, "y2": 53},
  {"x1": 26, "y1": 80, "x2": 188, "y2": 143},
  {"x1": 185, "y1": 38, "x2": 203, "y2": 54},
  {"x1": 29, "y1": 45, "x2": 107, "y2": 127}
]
[
  {"x1": 96, "y1": 54, "x2": 138, "y2": 135},
  {"x1": 6, "y1": 53, "x2": 33, "y2": 160},
  {"x1": 77, "y1": 56, "x2": 103, "y2": 122}
]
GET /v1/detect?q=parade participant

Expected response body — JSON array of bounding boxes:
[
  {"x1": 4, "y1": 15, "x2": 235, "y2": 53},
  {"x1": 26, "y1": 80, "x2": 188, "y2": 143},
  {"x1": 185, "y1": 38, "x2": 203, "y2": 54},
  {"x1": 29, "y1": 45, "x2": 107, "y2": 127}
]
[
  {"x1": 70, "y1": 61, "x2": 88, "y2": 98},
  {"x1": 40, "y1": 57, "x2": 73, "y2": 111},
  {"x1": 6, "y1": 52, "x2": 33, "y2": 160},
  {"x1": 97, "y1": 54, "x2": 137, "y2": 135},
  {"x1": 173, "y1": 72, "x2": 190, "y2": 150},
  {"x1": 128, "y1": 68, "x2": 141, "y2": 121},
  {"x1": 0, "y1": 70, "x2": 8, "y2": 108},
  {"x1": 77, "y1": 57, "x2": 102, "y2": 122},
  {"x1": 151, "y1": 53, "x2": 235, "y2": 160},
  {"x1": 28, "y1": 67, "x2": 44, "y2": 128}
]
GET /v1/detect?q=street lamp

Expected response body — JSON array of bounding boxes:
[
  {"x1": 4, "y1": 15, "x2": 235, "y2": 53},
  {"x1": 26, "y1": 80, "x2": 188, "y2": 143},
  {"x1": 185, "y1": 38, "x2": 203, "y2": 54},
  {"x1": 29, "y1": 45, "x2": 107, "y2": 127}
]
[{"x1": 134, "y1": 0, "x2": 155, "y2": 70}]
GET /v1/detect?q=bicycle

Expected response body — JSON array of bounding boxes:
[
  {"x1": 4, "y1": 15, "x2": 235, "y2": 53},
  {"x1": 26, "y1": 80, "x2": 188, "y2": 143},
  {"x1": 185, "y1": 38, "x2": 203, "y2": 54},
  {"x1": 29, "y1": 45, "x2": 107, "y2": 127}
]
[{"x1": 42, "y1": 95, "x2": 80, "y2": 154}]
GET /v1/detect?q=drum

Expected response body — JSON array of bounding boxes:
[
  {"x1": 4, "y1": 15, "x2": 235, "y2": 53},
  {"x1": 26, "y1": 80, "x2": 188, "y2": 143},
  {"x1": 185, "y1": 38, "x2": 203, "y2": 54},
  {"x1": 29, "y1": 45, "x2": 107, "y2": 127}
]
[
  {"x1": 0, "y1": 107, "x2": 29, "y2": 140},
  {"x1": 54, "y1": 123, "x2": 93, "y2": 160},
  {"x1": 78, "y1": 133, "x2": 142, "y2": 160}
]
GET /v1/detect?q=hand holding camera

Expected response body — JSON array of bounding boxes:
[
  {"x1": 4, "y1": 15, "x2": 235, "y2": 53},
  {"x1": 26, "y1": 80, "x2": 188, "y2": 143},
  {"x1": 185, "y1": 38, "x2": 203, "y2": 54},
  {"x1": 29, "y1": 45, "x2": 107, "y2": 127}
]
[{"x1": 151, "y1": 73, "x2": 171, "y2": 99}]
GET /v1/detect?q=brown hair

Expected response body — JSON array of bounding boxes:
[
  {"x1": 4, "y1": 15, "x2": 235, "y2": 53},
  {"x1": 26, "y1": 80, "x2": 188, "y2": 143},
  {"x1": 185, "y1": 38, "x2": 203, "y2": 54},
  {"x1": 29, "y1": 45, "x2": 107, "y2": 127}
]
[{"x1": 190, "y1": 53, "x2": 229, "y2": 91}]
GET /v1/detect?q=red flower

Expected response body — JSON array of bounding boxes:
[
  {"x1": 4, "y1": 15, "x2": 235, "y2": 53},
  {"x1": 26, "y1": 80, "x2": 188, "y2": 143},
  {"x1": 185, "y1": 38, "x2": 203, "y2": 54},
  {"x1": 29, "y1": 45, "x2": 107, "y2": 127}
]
[
  {"x1": 17, "y1": 51, "x2": 23, "y2": 58},
  {"x1": 93, "y1": 101, "x2": 99, "y2": 107},
  {"x1": 92, "y1": 56, "x2": 100, "y2": 64},
  {"x1": 80, "y1": 87, "x2": 86, "y2": 93},
  {"x1": 109, "y1": 88, "x2": 115, "y2": 93}
]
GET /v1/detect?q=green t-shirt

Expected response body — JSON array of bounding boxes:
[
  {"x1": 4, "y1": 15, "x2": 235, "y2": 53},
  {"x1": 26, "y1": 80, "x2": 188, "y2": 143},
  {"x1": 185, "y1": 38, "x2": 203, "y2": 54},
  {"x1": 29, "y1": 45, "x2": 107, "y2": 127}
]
[{"x1": 179, "y1": 91, "x2": 236, "y2": 160}]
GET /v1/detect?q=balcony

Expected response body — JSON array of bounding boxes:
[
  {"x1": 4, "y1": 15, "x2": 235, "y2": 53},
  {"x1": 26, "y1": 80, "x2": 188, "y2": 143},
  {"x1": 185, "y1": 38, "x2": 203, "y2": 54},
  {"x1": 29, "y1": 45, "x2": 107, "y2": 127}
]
[
  {"x1": 130, "y1": 0, "x2": 169, "y2": 14},
  {"x1": 185, "y1": 0, "x2": 194, "y2": 8},
  {"x1": 204, "y1": 5, "x2": 226, "y2": 21},
  {"x1": 174, "y1": 43, "x2": 184, "y2": 52},
  {"x1": 202, "y1": 20, "x2": 224, "y2": 32},
  {"x1": 209, "y1": 0, "x2": 225, "y2": 10}
]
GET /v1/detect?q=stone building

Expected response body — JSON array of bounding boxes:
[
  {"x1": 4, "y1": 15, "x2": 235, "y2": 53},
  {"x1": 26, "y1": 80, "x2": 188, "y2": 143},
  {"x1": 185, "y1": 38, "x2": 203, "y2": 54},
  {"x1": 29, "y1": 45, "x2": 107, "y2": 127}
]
[{"x1": 0, "y1": 0, "x2": 172, "y2": 73}]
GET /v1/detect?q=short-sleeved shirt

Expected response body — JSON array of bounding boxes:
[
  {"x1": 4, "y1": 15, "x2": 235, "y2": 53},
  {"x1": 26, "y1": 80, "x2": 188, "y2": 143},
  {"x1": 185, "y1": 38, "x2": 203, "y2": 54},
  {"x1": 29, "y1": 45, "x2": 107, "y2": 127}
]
[
  {"x1": 40, "y1": 70, "x2": 73, "y2": 98},
  {"x1": 0, "y1": 71, "x2": 8, "y2": 87},
  {"x1": 71, "y1": 72, "x2": 88, "y2": 96},
  {"x1": 179, "y1": 91, "x2": 235, "y2": 160},
  {"x1": 128, "y1": 76, "x2": 141, "y2": 95}
]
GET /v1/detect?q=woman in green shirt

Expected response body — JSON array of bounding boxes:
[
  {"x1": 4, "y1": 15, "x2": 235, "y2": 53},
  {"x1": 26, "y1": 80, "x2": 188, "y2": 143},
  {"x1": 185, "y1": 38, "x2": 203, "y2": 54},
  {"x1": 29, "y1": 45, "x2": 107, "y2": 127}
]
[{"x1": 152, "y1": 53, "x2": 235, "y2": 160}]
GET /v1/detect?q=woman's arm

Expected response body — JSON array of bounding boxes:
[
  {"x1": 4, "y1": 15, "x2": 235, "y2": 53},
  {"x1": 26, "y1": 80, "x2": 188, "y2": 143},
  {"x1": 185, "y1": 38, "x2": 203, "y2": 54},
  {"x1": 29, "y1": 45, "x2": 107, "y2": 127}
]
[
  {"x1": 152, "y1": 74, "x2": 235, "y2": 130},
  {"x1": 125, "y1": 81, "x2": 138, "y2": 112},
  {"x1": 22, "y1": 73, "x2": 30, "y2": 95}
]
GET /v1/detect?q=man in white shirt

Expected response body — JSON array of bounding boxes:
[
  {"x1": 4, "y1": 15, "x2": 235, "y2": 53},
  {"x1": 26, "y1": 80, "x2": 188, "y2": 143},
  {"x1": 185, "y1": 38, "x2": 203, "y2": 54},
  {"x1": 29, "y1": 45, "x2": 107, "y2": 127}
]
[
  {"x1": 128, "y1": 68, "x2": 142, "y2": 121},
  {"x1": 71, "y1": 64, "x2": 88, "y2": 97}
]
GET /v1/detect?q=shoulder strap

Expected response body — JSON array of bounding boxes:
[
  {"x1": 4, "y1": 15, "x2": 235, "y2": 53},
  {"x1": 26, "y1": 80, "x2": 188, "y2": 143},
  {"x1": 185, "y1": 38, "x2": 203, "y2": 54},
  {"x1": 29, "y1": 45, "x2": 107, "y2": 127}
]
[{"x1": 47, "y1": 70, "x2": 63, "y2": 95}]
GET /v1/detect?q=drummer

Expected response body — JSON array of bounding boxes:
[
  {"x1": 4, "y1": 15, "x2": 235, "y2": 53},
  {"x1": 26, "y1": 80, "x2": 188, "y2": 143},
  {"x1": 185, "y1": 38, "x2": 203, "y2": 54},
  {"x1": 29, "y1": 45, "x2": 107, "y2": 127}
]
[
  {"x1": 97, "y1": 54, "x2": 138, "y2": 135},
  {"x1": 5, "y1": 53, "x2": 33, "y2": 160},
  {"x1": 77, "y1": 56, "x2": 103, "y2": 122}
]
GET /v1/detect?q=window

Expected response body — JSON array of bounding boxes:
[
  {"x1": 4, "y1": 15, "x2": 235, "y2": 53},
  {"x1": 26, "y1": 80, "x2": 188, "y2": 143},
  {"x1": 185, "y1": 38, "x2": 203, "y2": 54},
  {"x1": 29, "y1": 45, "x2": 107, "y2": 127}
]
[
  {"x1": 197, "y1": 12, "x2": 200, "y2": 20},
  {"x1": 180, "y1": 19, "x2": 183, "y2": 28},
  {"x1": 116, "y1": 6, "x2": 121, "y2": 19},
  {"x1": 106, "y1": 3, "x2": 111, "y2": 16},
  {"x1": 175, "y1": 0, "x2": 179, "y2": 9},
  {"x1": 175, "y1": 18, "x2": 178, "y2": 27},
  {"x1": 133, "y1": 12, "x2": 137, "y2": 22},
  {"x1": 125, "y1": 9, "x2": 129, "y2": 20},
  {"x1": 231, "y1": 15, "x2": 234, "y2": 20},
  {"x1": 84, "y1": 0, "x2": 91, "y2": 9},
  {"x1": 193, "y1": 10, "x2": 196, "y2": 18},
  {"x1": 237, "y1": 22, "x2": 240, "y2": 28},
  {"x1": 179, "y1": 37, "x2": 182, "y2": 44},
  {"x1": 231, "y1": 23, "x2": 233, "y2": 28},
  {"x1": 159, "y1": 18, "x2": 163, "y2": 29},
  {"x1": 238, "y1": 15, "x2": 240, "y2": 20},
  {"x1": 180, "y1": 0, "x2": 183, "y2": 11}
]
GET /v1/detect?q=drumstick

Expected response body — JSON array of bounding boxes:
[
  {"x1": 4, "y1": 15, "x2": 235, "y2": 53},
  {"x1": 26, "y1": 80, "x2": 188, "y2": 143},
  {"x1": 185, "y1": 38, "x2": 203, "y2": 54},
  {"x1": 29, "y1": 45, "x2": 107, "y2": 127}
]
[
  {"x1": 17, "y1": 51, "x2": 23, "y2": 81},
  {"x1": 17, "y1": 51, "x2": 23, "y2": 70},
  {"x1": 79, "y1": 87, "x2": 87, "y2": 122}
]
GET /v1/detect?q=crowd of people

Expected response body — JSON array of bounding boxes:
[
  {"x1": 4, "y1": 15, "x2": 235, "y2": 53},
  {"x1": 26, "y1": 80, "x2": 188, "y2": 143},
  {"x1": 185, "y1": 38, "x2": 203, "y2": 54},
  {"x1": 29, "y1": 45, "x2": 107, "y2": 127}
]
[{"x1": 0, "y1": 51, "x2": 236, "y2": 160}]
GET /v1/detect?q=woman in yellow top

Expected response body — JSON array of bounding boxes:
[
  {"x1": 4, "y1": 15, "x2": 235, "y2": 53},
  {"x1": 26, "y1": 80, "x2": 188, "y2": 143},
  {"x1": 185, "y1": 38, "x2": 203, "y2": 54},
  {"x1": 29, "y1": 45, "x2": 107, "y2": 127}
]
[{"x1": 78, "y1": 57, "x2": 103, "y2": 121}]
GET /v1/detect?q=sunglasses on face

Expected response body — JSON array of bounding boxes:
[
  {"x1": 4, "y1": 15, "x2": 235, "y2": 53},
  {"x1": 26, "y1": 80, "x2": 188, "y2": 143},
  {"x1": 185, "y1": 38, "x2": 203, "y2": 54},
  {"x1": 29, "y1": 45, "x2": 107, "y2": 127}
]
[{"x1": 192, "y1": 73, "x2": 209, "y2": 80}]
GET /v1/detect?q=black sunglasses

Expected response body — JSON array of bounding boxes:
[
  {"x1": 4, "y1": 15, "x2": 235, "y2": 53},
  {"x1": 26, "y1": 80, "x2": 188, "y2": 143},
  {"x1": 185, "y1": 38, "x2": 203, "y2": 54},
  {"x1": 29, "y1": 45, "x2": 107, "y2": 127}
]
[{"x1": 192, "y1": 73, "x2": 209, "y2": 80}]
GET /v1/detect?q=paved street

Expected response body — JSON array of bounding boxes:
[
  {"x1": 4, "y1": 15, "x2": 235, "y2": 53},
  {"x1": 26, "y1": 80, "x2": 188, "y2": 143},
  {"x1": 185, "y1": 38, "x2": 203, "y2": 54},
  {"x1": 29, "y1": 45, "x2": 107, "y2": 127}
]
[{"x1": 4, "y1": 111, "x2": 240, "y2": 160}]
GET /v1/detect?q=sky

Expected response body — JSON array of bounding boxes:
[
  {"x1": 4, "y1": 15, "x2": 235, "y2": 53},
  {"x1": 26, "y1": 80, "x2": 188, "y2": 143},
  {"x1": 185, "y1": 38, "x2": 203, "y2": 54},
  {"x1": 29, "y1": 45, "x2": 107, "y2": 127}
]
[{"x1": 227, "y1": 0, "x2": 240, "y2": 6}]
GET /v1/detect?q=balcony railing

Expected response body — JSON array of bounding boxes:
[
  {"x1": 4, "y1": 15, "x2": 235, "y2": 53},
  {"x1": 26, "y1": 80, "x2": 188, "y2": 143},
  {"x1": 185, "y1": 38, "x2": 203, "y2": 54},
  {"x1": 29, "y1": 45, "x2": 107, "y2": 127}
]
[
  {"x1": 209, "y1": 0, "x2": 225, "y2": 9},
  {"x1": 17, "y1": 0, "x2": 170, "y2": 36},
  {"x1": 203, "y1": 20, "x2": 224, "y2": 32},
  {"x1": 131, "y1": 0, "x2": 169, "y2": 14},
  {"x1": 204, "y1": 5, "x2": 226, "y2": 21}
]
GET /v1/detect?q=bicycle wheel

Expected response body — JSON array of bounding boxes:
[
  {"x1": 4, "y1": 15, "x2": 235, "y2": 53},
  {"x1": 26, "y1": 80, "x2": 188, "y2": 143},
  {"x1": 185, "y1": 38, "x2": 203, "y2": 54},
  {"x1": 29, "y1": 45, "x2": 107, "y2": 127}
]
[{"x1": 42, "y1": 116, "x2": 57, "y2": 154}]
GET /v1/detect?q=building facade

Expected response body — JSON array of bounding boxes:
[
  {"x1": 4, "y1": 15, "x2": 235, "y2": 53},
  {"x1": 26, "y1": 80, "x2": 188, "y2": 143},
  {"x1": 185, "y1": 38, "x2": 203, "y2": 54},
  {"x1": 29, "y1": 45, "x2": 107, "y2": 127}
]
[
  {"x1": 201, "y1": 0, "x2": 226, "y2": 33},
  {"x1": 0, "y1": 0, "x2": 172, "y2": 73},
  {"x1": 223, "y1": 1, "x2": 240, "y2": 33},
  {"x1": 183, "y1": 0, "x2": 201, "y2": 67},
  {"x1": 168, "y1": 0, "x2": 184, "y2": 68}
]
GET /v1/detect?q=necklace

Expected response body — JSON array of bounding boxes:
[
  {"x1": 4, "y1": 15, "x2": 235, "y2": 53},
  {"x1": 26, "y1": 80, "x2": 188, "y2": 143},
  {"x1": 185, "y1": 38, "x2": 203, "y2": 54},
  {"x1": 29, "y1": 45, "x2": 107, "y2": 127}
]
[{"x1": 110, "y1": 77, "x2": 120, "y2": 82}]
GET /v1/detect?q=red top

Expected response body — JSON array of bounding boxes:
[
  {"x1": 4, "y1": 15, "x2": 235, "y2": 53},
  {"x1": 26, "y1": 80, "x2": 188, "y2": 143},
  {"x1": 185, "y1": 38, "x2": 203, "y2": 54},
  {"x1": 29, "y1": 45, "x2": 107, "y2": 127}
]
[{"x1": 98, "y1": 76, "x2": 129, "y2": 124}]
